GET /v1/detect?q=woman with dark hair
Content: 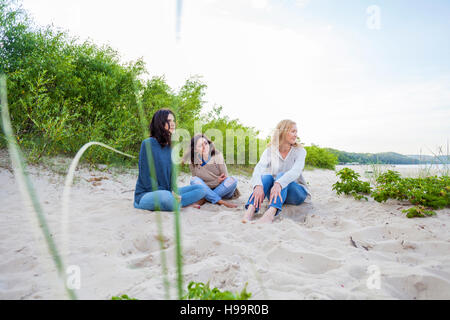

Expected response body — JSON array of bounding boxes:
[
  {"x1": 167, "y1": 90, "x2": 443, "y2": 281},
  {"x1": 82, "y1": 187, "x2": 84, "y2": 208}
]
[
  {"x1": 182, "y1": 134, "x2": 240, "y2": 208},
  {"x1": 134, "y1": 109, "x2": 207, "y2": 212}
]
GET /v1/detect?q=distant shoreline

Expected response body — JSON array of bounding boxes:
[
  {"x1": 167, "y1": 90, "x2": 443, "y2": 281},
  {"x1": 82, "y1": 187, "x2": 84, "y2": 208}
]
[
  {"x1": 339, "y1": 163, "x2": 450, "y2": 166},
  {"x1": 327, "y1": 148, "x2": 449, "y2": 166}
]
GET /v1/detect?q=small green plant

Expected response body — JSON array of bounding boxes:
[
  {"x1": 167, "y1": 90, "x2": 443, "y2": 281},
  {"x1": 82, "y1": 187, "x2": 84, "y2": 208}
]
[
  {"x1": 371, "y1": 170, "x2": 409, "y2": 203},
  {"x1": 332, "y1": 168, "x2": 371, "y2": 201},
  {"x1": 372, "y1": 173, "x2": 449, "y2": 209},
  {"x1": 375, "y1": 170, "x2": 402, "y2": 185},
  {"x1": 182, "y1": 281, "x2": 251, "y2": 300},
  {"x1": 402, "y1": 206, "x2": 436, "y2": 218},
  {"x1": 111, "y1": 294, "x2": 138, "y2": 300},
  {"x1": 333, "y1": 167, "x2": 449, "y2": 218}
]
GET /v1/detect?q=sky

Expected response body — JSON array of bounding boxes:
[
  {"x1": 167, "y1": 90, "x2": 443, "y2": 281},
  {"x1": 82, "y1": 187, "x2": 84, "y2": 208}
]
[{"x1": 20, "y1": 0, "x2": 450, "y2": 155}]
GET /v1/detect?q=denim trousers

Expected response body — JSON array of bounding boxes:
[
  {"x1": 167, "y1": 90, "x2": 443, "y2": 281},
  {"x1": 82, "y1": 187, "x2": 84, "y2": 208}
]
[
  {"x1": 245, "y1": 172, "x2": 307, "y2": 216},
  {"x1": 134, "y1": 184, "x2": 206, "y2": 212},
  {"x1": 190, "y1": 176, "x2": 238, "y2": 204}
]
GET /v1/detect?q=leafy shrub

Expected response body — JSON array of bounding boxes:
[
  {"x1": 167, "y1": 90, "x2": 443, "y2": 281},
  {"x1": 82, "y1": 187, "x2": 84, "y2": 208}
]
[
  {"x1": 1, "y1": 0, "x2": 146, "y2": 163},
  {"x1": 402, "y1": 206, "x2": 436, "y2": 218},
  {"x1": 371, "y1": 170, "x2": 409, "y2": 203},
  {"x1": 372, "y1": 173, "x2": 449, "y2": 209},
  {"x1": 332, "y1": 168, "x2": 371, "y2": 200},
  {"x1": 111, "y1": 294, "x2": 138, "y2": 300},
  {"x1": 375, "y1": 170, "x2": 402, "y2": 185},
  {"x1": 333, "y1": 168, "x2": 450, "y2": 217},
  {"x1": 182, "y1": 281, "x2": 251, "y2": 300},
  {"x1": 305, "y1": 144, "x2": 339, "y2": 170},
  {"x1": 0, "y1": 0, "x2": 265, "y2": 167}
]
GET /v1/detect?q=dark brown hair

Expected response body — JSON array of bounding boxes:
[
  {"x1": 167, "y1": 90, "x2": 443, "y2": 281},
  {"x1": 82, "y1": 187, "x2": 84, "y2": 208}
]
[
  {"x1": 190, "y1": 134, "x2": 216, "y2": 165},
  {"x1": 150, "y1": 109, "x2": 175, "y2": 147}
]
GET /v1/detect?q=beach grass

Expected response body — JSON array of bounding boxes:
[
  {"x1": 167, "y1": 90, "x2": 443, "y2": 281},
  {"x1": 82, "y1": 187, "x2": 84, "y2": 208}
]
[
  {"x1": 1, "y1": 75, "x2": 77, "y2": 299},
  {"x1": 1, "y1": 74, "x2": 185, "y2": 300}
]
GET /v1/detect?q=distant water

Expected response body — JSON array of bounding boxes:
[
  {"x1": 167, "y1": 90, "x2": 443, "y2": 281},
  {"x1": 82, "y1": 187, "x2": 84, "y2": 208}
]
[
  {"x1": 339, "y1": 164, "x2": 448, "y2": 169},
  {"x1": 337, "y1": 163, "x2": 449, "y2": 177},
  {"x1": 390, "y1": 164, "x2": 449, "y2": 169}
]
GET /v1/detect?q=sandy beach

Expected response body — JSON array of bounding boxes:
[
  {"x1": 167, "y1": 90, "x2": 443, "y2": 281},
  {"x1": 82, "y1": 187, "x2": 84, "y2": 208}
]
[{"x1": 0, "y1": 150, "x2": 449, "y2": 300}]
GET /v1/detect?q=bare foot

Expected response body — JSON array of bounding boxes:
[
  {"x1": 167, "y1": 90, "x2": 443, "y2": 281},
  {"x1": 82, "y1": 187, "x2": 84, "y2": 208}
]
[
  {"x1": 255, "y1": 208, "x2": 277, "y2": 224},
  {"x1": 242, "y1": 205, "x2": 256, "y2": 223},
  {"x1": 195, "y1": 198, "x2": 206, "y2": 206},
  {"x1": 172, "y1": 191, "x2": 181, "y2": 202},
  {"x1": 173, "y1": 192, "x2": 201, "y2": 209},
  {"x1": 217, "y1": 200, "x2": 237, "y2": 208}
]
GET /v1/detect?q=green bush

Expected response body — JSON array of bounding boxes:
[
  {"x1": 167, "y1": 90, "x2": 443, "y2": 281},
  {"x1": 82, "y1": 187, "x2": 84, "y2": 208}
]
[
  {"x1": 182, "y1": 281, "x2": 251, "y2": 300},
  {"x1": 375, "y1": 170, "x2": 402, "y2": 185},
  {"x1": 402, "y1": 206, "x2": 436, "y2": 218},
  {"x1": 372, "y1": 172, "x2": 449, "y2": 210},
  {"x1": 111, "y1": 294, "x2": 138, "y2": 300},
  {"x1": 1, "y1": 0, "x2": 146, "y2": 163},
  {"x1": 0, "y1": 0, "x2": 264, "y2": 167},
  {"x1": 332, "y1": 168, "x2": 450, "y2": 218},
  {"x1": 110, "y1": 281, "x2": 252, "y2": 301},
  {"x1": 332, "y1": 167, "x2": 371, "y2": 200},
  {"x1": 305, "y1": 144, "x2": 339, "y2": 170},
  {"x1": 1, "y1": 0, "x2": 330, "y2": 172}
]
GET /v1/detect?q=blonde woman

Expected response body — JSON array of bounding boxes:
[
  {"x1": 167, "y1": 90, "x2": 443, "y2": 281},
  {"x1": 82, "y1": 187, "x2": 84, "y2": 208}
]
[{"x1": 242, "y1": 120, "x2": 311, "y2": 223}]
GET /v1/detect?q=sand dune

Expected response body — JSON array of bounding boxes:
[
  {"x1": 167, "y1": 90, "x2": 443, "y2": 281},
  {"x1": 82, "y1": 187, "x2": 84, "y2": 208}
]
[{"x1": 0, "y1": 154, "x2": 449, "y2": 300}]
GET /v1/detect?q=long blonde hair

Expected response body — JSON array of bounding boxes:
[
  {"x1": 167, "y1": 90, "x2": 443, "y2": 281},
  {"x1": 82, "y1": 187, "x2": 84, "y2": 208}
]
[{"x1": 268, "y1": 119, "x2": 302, "y2": 149}]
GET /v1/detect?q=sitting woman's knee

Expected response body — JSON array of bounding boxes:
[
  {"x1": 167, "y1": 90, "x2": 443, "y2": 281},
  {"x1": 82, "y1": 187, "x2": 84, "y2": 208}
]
[
  {"x1": 287, "y1": 183, "x2": 307, "y2": 205},
  {"x1": 224, "y1": 176, "x2": 237, "y2": 188},
  {"x1": 194, "y1": 183, "x2": 206, "y2": 192},
  {"x1": 190, "y1": 176, "x2": 203, "y2": 185},
  {"x1": 188, "y1": 183, "x2": 208, "y2": 200},
  {"x1": 154, "y1": 191, "x2": 175, "y2": 211},
  {"x1": 261, "y1": 174, "x2": 274, "y2": 184}
]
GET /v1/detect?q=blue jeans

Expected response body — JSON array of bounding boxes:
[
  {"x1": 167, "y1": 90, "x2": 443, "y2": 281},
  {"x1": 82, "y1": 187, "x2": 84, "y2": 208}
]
[
  {"x1": 245, "y1": 172, "x2": 307, "y2": 216},
  {"x1": 190, "y1": 176, "x2": 238, "y2": 204},
  {"x1": 134, "y1": 184, "x2": 206, "y2": 212}
]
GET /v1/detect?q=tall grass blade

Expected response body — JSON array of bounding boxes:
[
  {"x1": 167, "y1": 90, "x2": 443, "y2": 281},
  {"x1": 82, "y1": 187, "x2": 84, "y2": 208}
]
[
  {"x1": 171, "y1": 161, "x2": 183, "y2": 299},
  {"x1": 1, "y1": 75, "x2": 77, "y2": 300},
  {"x1": 169, "y1": 95, "x2": 184, "y2": 299},
  {"x1": 61, "y1": 142, "x2": 135, "y2": 259}
]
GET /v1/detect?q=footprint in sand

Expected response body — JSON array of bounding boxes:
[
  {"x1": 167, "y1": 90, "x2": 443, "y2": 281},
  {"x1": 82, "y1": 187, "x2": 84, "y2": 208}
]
[
  {"x1": 127, "y1": 254, "x2": 154, "y2": 269},
  {"x1": 383, "y1": 274, "x2": 450, "y2": 299},
  {"x1": 266, "y1": 247, "x2": 342, "y2": 274}
]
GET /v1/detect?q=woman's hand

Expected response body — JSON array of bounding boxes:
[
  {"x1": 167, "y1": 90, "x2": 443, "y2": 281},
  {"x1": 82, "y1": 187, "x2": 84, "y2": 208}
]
[
  {"x1": 218, "y1": 173, "x2": 227, "y2": 184},
  {"x1": 269, "y1": 182, "x2": 282, "y2": 205},
  {"x1": 250, "y1": 185, "x2": 265, "y2": 209}
]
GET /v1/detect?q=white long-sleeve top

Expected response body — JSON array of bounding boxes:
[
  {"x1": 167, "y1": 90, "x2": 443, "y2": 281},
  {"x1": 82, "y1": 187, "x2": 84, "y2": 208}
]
[{"x1": 250, "y1": 146, "x2": 311, "y2": 198}]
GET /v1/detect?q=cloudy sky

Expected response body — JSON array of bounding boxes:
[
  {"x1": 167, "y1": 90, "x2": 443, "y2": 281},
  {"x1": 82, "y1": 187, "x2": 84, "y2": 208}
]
[{"x1": 21, "y1": 0, "x2": 450, "y2": 155}]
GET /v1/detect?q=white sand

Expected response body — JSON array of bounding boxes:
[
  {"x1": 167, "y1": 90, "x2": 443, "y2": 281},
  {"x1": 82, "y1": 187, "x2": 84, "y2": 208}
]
[{"x1": 0, "y1": 152, "x2": 449, "y2": 300}]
